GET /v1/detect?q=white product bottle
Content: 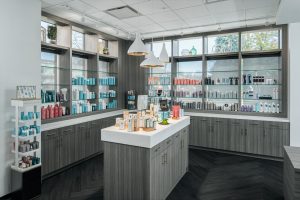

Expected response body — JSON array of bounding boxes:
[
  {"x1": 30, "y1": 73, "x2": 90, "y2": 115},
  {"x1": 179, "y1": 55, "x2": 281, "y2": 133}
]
[
  {"x1": 264, "y1": 102, "x2": 268, "y2": 113},
  {"x1": 260, "y1": 102, "x2": 264, "y2": 112},
  {"x1": 272, "y1": 102, "x2": 276, "y2": 113},
  {"x1": 276, "y1": 104, "x2": 280, "y2": 113}
]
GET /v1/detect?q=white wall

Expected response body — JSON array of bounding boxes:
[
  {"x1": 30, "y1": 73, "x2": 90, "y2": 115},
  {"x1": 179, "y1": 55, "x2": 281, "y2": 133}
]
[
  {"x1": 0, "y1": 0, "x2": 41, "y2": 196},
  {"x1": 289, "y1": 23, "x2": 300, "y2": 146}
]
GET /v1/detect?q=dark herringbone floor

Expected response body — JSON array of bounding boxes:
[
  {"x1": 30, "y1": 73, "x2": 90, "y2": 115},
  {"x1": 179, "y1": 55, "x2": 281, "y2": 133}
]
[{"x1": 36, "y1": 149, "x2": 285, "y2": 200}]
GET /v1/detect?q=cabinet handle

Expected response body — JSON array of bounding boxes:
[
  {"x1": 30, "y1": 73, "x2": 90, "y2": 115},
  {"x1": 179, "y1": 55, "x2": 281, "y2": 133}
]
[
  {"x1": 166, "y1": 139, "x2": 171, "y2": 144},
  {"x1": 166, "y1": 153, "x2": 168, "y2": 164},
  {"x1": 60, "y1": 137, "x2": 63, "y2": 147},
  {"x1": 162, "y1": 154, "x2": 165, "y2": 165},
  {"x1": 245, "y1": 128, "x2": 247, "y2": 135}
]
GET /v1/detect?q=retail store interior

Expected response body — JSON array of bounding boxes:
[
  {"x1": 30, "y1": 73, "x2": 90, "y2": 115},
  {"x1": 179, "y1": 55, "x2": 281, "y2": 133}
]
[{"x1": 0, "y1": 0, "x2": 300, "y2": 199}]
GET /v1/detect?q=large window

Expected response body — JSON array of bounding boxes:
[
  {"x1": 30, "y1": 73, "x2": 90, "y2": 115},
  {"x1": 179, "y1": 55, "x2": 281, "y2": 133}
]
[
  {"x1": 241, "y1": 29, "x2": 280, "y2": 51},
  {"x1": 206, "y1": 33, "x2": 239, "y2": 54},
  {"x1": 72, "y1": 31, "x2": 84, "y2": 50}
]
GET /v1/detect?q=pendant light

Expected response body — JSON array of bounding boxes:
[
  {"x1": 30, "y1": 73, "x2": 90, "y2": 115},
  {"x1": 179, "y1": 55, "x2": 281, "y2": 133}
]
[
  {"x1": 140, "y1": 51, "x2": 164, "y2": 68},
  {"x1": 127, "y1": 33, "x2": 148, "y2": 56},
  {"x1": 159, "y1": 37, "x2": 169, "y2": 63},
  {"x1": 140, "y1": 37, "x2": 164, "y2": 68}
]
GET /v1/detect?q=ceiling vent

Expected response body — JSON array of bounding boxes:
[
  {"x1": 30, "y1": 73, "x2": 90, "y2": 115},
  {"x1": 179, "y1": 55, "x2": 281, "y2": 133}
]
[{"x1": 106, "y1": 6, "x2": 140, "y2": 19}]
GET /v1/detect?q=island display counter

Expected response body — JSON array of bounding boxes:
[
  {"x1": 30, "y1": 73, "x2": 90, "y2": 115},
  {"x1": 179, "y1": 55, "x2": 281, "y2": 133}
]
[{"x1": 101, "y1": 114, "x2": 190, "y2": 200}]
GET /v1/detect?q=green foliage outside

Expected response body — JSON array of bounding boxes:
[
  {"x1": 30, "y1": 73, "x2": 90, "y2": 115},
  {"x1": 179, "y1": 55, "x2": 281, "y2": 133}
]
[
  {"x1": 213, "y1": 30, "x2": 279, "y2": 53},
  {"x1": 214, "y1": 34, "x2": 239, "y2": 53},
  {"x1": 241, "y1": 30, "x2": 279, "y2": 51}
]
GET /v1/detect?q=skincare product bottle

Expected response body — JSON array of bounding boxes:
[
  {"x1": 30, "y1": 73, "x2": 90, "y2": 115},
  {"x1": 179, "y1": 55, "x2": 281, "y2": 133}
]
[{"x1": 276, "y1": 104, "x2": 280, "y2": 113}]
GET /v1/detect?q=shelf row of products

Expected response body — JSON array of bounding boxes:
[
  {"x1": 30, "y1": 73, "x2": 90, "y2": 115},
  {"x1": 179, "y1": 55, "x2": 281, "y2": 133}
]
[
  {"x1": 41, "y1": 104, "x2": 69, "y2": 120},
  {"x1": 16, "y1": 140, "x2": 40, "y2": 153},
  {"x1": 148, "y1": 76, "x2": 279, "y2": 86},
  {"x1": 18, "y1": 125, "x2": 41, "y2": 137},
  {"x1": 176, "y1": 100, "x2": 280, "y2": 113},
  {"x1": 18, "y1": 156, "x2": 41, "y2": 169},
  {"x1": 148, "y1": 87, "x2": 279, "y2": 100},
  {"x1": 41, "y1": 89, "x2": 68, "y2": 104},
  {"x1": 71, "y1": 99, "x2": 117, "y2": 114},
  {"x1": 72, "y1": 76, "x2": 117, "y2": 86}
]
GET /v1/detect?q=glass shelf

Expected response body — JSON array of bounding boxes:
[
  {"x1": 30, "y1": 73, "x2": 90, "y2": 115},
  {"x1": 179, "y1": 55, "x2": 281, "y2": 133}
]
[
  {"x1": 206, "y1": 70, "x2": 239, "y2": 73},
  {"x1": 242, "y1": 69, "x2": 281, "y2": 72},
  {"x1": 174, "y1": 84, "x2": 202, "y2": 86},
  {"x1": 204, "y1": 84, "x2": 239, "y2": 86},
  {"x1": 41, "y1": 65, "x2": 69, "y2": 70},
  {"x1": 205, "y1": 98, "x2": 239, "y2": 100},
  {"x1": 242, "y1": 99, "x2": 281, "y2": 101},
  {"x1": 42, "y1": 83, "x2": 70, "y2": 86},
  {"x1": 241, "y1": 84, "x2": 281, "y2": 86}
]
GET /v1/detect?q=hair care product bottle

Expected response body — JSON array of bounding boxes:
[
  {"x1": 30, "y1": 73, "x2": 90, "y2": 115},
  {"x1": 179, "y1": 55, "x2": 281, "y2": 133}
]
[
  {"x1": 272, "y1": 102, "x2": 276, "y2": 113},
  {"x1": 276, "y1": 104, "x2": 280, "y2": 113},
  {"x1": 260, "y1": 102, "x2": 264, "y2": 112},
  {"x1": 264, "y1": 102, "x2": 268, "y2": 113}
]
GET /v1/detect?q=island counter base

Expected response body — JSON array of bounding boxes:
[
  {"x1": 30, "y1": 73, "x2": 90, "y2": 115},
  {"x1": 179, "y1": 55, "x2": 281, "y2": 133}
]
[{"x1": 103, "y1": 126, "x2": 189, "y2": 200}]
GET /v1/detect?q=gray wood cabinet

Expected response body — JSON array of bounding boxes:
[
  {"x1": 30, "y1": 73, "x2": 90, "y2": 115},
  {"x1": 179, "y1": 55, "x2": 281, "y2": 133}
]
[
  {"x1": 104, "y1": 125, "x2": 189, "y2": 200},
  {"x1": 189, "y1": 116, "x2": 290, "y2": 158},
  {"x1": 42, "y1": 116, "x2": 117, "y2": 177}
]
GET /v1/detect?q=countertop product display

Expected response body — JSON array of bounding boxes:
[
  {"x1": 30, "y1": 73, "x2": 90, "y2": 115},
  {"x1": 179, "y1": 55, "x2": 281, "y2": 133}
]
[
  {"x1": 102, "y1": 116, "x2": 190, "y2": 200},
  {"x1": 102, "y1": 116, "x2": 190, "y2": 148},
  {"x1": 284, "y1": 146, "x2": 300, "y2": 200}
]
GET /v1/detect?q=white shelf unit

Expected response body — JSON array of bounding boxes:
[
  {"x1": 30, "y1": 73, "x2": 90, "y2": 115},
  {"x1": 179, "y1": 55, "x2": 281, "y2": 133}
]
[{"x1": 11, "y1": 99, "x2": 42, "y2": 172}]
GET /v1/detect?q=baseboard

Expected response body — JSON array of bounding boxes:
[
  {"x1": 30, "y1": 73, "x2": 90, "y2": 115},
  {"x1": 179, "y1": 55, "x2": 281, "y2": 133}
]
[
  {"x1": 42, "y1": 152, "x2": 103, "y2": 181},
  {"x1": 189, "y1": 145, "x2": 284, "y2": 162}
]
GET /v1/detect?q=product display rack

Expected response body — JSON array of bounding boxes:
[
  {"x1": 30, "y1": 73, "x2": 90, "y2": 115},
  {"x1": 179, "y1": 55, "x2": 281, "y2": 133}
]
[
  {"x1": 146, "y1": 26, "x2": 287, "y2": 117},
  {"x1": 11, "y1": 99, "x2": 42, "y2": 172},
  {"x1": 41, "y1": 18, "x2": 120, "y2": 123},
  {"x1": 146, "y1": 64, "x2": 172, "y2": 105}
]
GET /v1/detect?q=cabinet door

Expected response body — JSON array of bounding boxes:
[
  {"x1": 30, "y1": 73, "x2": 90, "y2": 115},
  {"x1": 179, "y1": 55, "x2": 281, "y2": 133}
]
[
  {"x1": 264, "y1": 122, "x2": 290, "y2": 157},
  {"x1": 244, "y1": 120, "x2": 264, "y2": 155},
  {"x1": 189, "y1": 116, "x2": 197, "y2": 146},
  {"x1": 199, "y1": 117, "x2": 211, "y2": 147},
  {"x1": 172, "y1": 131, "x2": 182, "y2": 185},
  {"x1": 181, "y1": 127, "x2": 189, "y2": 175},
  {"x1": 150, "y1": 143, "x2": 164, "y2": 200},
  {"x1": 88, "y1": 121, "x2": 102, "y2": 156},
  {"x1": 42, "y1": 129, "x2": 60, "y2": 176},
  {"x1": 75, "y1": 123, "x2": 88, "y2": 161},
  {"x1": 60, "y1": 126, "x2": 76, "y2": 168},
  {"x1": 97, "y1": 119, "x2": 104, "y2": 153},
  {"x1": 229, "y1": 119, "x2": 245, "y2": 152},
  {"x1": 213, "y1": 118, "x2": 229, "y2": 150},
  {"x1": 164, "y1": 138, "x2": 173, "y2": 197}
]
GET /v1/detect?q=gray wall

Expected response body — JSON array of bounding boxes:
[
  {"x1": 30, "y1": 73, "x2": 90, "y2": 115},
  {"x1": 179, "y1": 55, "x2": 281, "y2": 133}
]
[
  {"x1": 122, "y1": 40, "x2": 148, "y2": 96},
  {"x1": 0, "y1": 0, "x2": 41, "y2": 196}
]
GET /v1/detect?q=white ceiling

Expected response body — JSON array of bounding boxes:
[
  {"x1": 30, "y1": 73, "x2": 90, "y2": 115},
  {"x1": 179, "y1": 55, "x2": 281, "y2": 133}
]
[{"x1": 41, "y1": 0, "x2": 281, "y2": 39}]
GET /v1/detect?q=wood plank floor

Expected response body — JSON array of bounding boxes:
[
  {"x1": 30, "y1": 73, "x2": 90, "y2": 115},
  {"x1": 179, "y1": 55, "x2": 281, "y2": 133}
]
[{"x1": 3, "y1": 148, "x2": 284, "y2": 200}]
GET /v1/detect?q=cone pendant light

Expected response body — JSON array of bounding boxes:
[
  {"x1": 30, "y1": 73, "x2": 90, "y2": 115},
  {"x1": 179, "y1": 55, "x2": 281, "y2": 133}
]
[
  {"x1": 140, "y1": 51, "x2": 164, "y2": 68},
  {"x1": 127, "y1": 33, "x2": 148, "y2": 56},
  {"x1": 159, "y1": 42, "x2": 169, "y2": 63}
]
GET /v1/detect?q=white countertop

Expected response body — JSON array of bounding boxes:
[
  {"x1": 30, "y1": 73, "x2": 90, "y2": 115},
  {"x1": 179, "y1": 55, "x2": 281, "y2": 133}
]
[
  {"x1": 42, "y1": 109, "x2": 124, "y2": 131},
  {"x1": 101, "y1": 116, "x2": 190, "y2": 148},
  {"x1": 185, "y1": 112, "x2": 290, "y2": 123}
]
